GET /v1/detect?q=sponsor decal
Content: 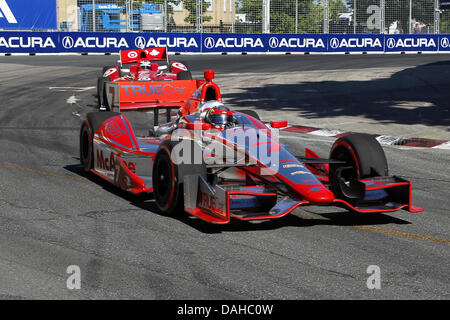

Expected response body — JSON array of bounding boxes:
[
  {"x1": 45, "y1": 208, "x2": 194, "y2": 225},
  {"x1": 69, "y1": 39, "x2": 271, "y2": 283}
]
[
  {"x1": 283, "y1": 164, "x2": 303, "y2": 169},
  {"x1": 386, "y1": 37, "x2": 395, "y2": 49},
  {"x1": 330, "y1": 37, "x2": 382, "y2": 49},
  {"x1": 135, "y1": 36, "x2": 146, "y2": 49},
  {"x1": 134, "y1": 36, "x2": 198, "y2": 48},
  {"x1": 0, "y1": 36, "x2": 55, "y2": 48},
  {"x1": 269, "y1": 37, "x2": 325, "y2": 49},
  {"x1": 291, "y1": 170, "x2": 309, "y2": 175},
  {"x1": 127, "y1": 50, "x2": 138, "y2": 59},
  {"x1": 204, "y1": 37, "x2": 264, "y2": 49},
  {"x1": 330, "y1": 37, "x2": 339, "y2": 49},
  {"x1": 61, "y1": 36, "x2": 129, "y2": 49},
  {"x1": 122, "y1": 84, "x2": 185, "y2": 95},
  {"x1": 386, "y1": 37, "x2": 437, "y2": 49},
  {"x1": 0, "y1": 32, "x2": 447, "y2": 54},
  {"x1": 62, "y1": 36, "x2": 74, "y2": 49},
  {"x1": 204, "y1": 37, "x2": 215, "y2": 49},
  {"x1": 105, "y1": 121, "x2": 126, "y2": 138},
  {"x1": 199, "y1": 191, "x2": 226, "y2": 217},
  {"x1": 96, "y1": 150, "x2": 135, "y2": 173},
  {"x1": 441, "y1": 37, "x2": 449, "y2": 49},
  {"x1": 148, "y1": 48, "x2": 160, "y2": 56}
]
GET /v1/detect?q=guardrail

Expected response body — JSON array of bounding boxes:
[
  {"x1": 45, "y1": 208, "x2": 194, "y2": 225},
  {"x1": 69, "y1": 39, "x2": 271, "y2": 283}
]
[{"x1": 1, "y1": 32, "x2": 450, "y2": 54}]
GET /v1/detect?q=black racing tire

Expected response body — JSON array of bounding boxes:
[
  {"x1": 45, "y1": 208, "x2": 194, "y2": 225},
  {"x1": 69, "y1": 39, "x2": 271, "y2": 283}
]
[
  {"x1": 238, "y1": 110, "x2": 261, "y2": 121},
  {"x1": 97, "y1": 76, "x2": 104, "y2": 106},
  {"x1": 80, "y1": 111, "x2": 120, "y2": 172},
  {"x1": 152, "y1": 139, "x2": 207, "y2": 216},
  {"x1": 80, "y1": 121, "x2": 94, "y2": 172},
  {"x1": 177, "y1": 70, "x2": 193, "y2": 80},
  {"x1": 329, "y1": 133, "x2": 388, "y2": 184}
]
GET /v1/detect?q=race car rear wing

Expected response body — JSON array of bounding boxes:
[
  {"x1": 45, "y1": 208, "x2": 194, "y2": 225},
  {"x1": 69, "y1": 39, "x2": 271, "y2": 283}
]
[
  {"x1": 105, "y1": 70, "x2": 222, "y2": 114},
  {"x1": 105, "y1": 80, "x2": 200, "y2": 112},
  {"x1": 120, "y1": 47, "x2": 168, "y2": 65}
]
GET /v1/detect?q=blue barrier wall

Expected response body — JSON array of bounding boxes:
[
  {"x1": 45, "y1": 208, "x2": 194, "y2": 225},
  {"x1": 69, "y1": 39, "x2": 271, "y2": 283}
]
[{"x1": 1, "y1": 32, "x2": 450, "y2": 53}]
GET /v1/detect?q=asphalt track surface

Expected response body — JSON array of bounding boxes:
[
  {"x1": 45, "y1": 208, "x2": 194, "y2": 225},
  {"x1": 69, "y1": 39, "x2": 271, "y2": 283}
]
[{"x1": 0, "y1": 54, "x2": 449, "y2": 299}]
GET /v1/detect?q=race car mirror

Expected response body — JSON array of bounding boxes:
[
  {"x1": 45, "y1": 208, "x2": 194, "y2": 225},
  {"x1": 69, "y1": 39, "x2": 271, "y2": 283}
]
[
  {"x1": 204, "y1": 70, "x2": 215, "y2": 82},
  {"x1": 270, "y1": 120, "x2": 288, "y2": 129}
]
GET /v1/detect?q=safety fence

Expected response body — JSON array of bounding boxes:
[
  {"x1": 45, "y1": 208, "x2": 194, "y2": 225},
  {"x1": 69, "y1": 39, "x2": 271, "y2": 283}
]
[
  {"x1": 1, "y1": 1, "x2": 450, "y2": 35},
  {"x1": 1, "y1": 32, "x2": 450, "y2": 53}
]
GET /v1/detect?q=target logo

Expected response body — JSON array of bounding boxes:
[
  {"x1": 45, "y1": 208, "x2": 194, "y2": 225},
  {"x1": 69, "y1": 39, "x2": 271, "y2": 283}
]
[{"x1": 127, "y1": 51, "x2": 138, "y2": 59}]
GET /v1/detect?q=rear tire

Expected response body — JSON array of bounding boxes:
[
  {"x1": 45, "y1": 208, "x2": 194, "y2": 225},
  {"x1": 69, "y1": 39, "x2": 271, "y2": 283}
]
[
  {"x1": 80, "y1": 122, "x2": 93, "y2": 172},
  {"x1": 97, "y1": 77, "x2": 104, "y2": 106},
  {"x1": 153, "y1": 139, "x2": 206, "y2": 216},
  {"x1": 177, "y1": 70, "x2": 193, "y2": 80},
  {"x1": 97, "y1": 76, "x2": 111, "y2": 109}
]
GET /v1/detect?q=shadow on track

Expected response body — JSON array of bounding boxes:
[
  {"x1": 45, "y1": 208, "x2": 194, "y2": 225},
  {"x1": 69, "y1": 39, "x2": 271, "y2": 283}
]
[
  {"x1": 224, "y1": 61, "x2": 450, "y2": 129},
  {"x1": 65, "y1": 163, "x2": 411, "y2": 234}
]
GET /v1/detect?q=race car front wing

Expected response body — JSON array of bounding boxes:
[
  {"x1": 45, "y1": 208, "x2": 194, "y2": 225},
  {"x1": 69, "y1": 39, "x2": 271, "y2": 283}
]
[{"x1": 183, "y1": 174, "x2": 424, "y2": 224}]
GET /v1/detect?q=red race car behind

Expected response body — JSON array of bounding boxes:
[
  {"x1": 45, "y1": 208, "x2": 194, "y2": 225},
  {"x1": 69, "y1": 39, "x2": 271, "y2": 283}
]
[{"x1": 97, "y1": 47, "x2": 192, "y2": 108}]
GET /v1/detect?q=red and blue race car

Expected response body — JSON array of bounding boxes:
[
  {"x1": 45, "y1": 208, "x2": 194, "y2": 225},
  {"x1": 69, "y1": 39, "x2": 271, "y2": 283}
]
[{"x1": 81, "y1": 70, "x2": 423, "y2": 224}]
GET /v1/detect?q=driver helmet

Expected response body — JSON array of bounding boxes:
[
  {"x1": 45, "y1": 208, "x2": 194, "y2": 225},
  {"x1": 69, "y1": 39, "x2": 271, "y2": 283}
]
[
  {"x1": 139, "y1": 60, "x2": 152, "y2": 70},
  {"x1": 204, "y1": 103, "x2": 233, "y2": 129}
]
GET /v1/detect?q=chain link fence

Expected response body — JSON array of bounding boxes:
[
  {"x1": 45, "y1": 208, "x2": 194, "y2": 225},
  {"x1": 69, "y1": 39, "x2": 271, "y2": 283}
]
[{"x1": 54, "y1": 0, "x2": 449, "y2": 34}]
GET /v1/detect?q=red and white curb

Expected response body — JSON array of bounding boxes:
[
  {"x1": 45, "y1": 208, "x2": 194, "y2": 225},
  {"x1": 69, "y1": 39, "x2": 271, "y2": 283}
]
[{"x1": 281, "y1": 125, "x2": 450, "y2": 150}]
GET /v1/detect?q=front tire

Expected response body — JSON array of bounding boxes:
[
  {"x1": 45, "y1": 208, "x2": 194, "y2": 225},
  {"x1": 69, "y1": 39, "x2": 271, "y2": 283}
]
[
  {"x1": 80, "y1": 112, "x2": 120, "y2": 173},
  {"x1": 329, "y1": 133, "x2": 388, "y2": 200},
  {"x1": 153, "y1": 139, "x2": 206, "y2": 216},
  {"x1": 330, "y1": 133, "x2": 388, "y2": 180}
]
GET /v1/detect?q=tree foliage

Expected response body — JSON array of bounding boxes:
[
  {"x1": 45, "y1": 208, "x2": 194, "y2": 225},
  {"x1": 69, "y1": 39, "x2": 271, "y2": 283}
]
[
  {"x1": 238, "y1": 0, "x2": 349, "y2": 33},
  {"x1": 182, "y1": 0, "x2": 212, "y2": 24},
  {"x1": 346, "y1": 0, "x2": 435, "y2": 33}
]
